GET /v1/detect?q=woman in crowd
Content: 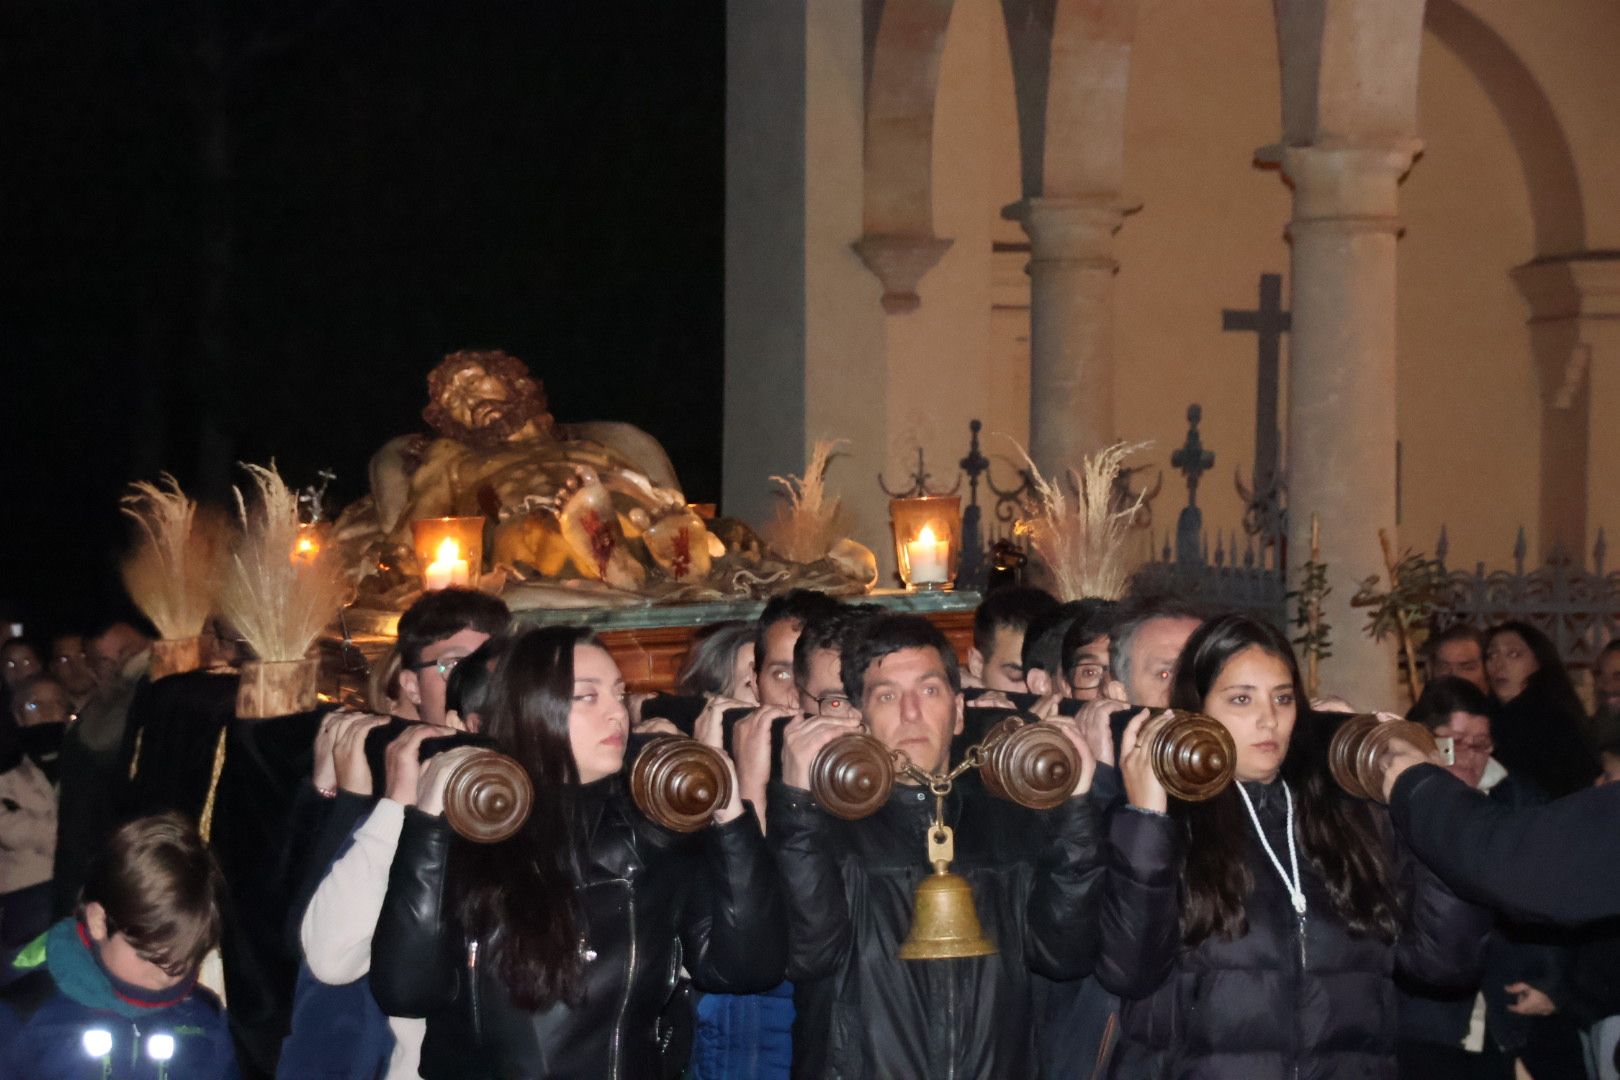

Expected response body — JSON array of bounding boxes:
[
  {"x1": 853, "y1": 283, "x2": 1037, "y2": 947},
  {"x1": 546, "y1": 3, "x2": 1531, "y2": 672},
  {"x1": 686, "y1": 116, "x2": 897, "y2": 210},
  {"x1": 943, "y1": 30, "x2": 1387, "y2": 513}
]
[
  {"x1": 675, "y1": 620, "x2": 758, "y2": 704},
  {"x1": 372, "y1": 626, "x2": 786, "y2": 1080},
  {"x1": 1484, "y1": 620, "x2": 1599, "y2": 797},
  {"x1": 1098, "y1": 614, "x2": 1489, "y2": 1078}
]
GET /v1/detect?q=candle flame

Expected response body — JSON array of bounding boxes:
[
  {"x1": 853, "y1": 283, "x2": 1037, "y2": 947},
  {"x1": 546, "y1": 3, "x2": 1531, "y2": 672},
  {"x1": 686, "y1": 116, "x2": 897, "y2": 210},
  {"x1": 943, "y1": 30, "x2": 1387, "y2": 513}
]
[
  {"x1": 917, "y1": 524, "x2": 937, "y2": 544},
  {"x1": 433, "y1": 537, "x2": 461, "y2": 564},
  {"x1": 294, "y1": 536, "x2": 316, "y2": 555}
]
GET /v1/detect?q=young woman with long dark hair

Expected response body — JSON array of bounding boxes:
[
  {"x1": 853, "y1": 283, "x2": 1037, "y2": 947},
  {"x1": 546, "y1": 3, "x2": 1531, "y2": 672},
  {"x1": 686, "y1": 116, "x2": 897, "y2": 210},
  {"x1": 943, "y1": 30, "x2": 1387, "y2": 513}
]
[
  {"x1": 371, "y1": 626, "x2": 786, "y2": 1080},
  {"x1": 1097, "y1": 614, "x2": 1488, "y2": 1078},
  {"x1": 1484, "y1": 620, "x2": 1599, "y2": 797}
]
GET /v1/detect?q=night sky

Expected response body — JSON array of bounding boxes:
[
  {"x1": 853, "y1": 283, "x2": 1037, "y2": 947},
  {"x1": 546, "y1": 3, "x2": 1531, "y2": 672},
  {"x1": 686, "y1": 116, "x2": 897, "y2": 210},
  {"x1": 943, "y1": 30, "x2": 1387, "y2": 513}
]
[{"x1": 1, "y1": 1, "x2": 725, "y2": 634}]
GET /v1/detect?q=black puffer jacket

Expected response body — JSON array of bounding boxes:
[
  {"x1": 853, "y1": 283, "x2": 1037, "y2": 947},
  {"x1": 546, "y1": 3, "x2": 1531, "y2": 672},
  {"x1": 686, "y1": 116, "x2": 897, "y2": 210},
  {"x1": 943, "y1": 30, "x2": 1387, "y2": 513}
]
[
  {"x1": 770, "y1": 773, "x2": 1104, "y2": 1079},
  {"x1": 1099, "y1": 781, "x2": 1490, "y2": 1080},
  {"x1": 370, "y1": 775, "x2": 786, "y2": 1080}
]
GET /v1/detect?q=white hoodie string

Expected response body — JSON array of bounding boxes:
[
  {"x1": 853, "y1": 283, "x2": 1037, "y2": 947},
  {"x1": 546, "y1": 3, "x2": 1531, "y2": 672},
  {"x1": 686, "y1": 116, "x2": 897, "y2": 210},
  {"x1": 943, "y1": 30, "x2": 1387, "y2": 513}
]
[{"x1": 1236, "y1": 780, "x2": 1307, "y2": 916}]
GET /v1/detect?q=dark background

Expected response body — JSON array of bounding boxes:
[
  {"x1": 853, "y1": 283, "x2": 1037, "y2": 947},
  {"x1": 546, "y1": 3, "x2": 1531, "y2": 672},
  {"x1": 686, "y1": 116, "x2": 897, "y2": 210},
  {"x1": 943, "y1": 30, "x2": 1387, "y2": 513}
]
[{"x1": 0, "y1": 1, "x2": 725, "y2": 635}]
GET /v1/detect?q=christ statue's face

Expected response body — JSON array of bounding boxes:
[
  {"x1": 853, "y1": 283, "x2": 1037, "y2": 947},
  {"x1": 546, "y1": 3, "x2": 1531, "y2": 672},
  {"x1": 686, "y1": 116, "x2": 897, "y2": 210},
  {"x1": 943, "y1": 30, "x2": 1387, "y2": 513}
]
[{"x1": 442, "y1": 362, "x2": 534, "y2": 432}]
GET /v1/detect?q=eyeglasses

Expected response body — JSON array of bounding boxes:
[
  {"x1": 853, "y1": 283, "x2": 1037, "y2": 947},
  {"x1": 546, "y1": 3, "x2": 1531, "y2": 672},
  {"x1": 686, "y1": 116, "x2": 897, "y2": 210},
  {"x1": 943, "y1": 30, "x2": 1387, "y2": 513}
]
[
  {"x1": 1438, "y1": 733, "x2": 1494, "y2": 754},
  {"x1": 1068, "y1": 663, "x2": 1107, "y2": 691},
  {"x1": 415, "y1": 655, "x2": 465, "y2": 679}
]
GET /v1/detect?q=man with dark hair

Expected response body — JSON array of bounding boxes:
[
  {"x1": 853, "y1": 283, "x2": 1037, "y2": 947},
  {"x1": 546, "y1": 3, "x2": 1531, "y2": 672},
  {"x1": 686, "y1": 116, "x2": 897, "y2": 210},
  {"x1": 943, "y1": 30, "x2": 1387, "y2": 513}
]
[
  {"x1": 0, "y1": 812, "x2": 237, "y2": 1078},
  {"x1": 754, "y1": 589, "x2": 844, "y2": 709},
  {"x1": 792, "y1": 605, "x2": 874, "y2": 721},
  {"x1": 393, "y1": 587, "x2": 510, "y2": 728},
  {"x1": 51, "y1": 619, "x2": 155, "y2": 917},
  {"x1": 1427, "y1": 624, "x2": 1490, "y2": 695},
  {"x1": 771, "y1": 613, "x2": 1104, "y2": 1077},
  {"x1": 968, "y1": 585, "x2": 1057, "y2": 693},
  {"x1": 1061, "y1": 601, "x2": 1118, "y2": 702},
  {"x1": 46, "y1": 634, "x2": 96, "y2": 713}
]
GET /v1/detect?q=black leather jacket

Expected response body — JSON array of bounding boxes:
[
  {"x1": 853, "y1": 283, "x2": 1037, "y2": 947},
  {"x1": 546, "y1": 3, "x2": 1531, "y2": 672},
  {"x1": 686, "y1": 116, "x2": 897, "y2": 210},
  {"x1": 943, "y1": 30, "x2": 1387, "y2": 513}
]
[
  {"x1": 770, "y1": 774, "x2": 1104, "y2": 1079},
  {"x1": 370, "y1": 775, "x2": 786, "y2": 1080}
]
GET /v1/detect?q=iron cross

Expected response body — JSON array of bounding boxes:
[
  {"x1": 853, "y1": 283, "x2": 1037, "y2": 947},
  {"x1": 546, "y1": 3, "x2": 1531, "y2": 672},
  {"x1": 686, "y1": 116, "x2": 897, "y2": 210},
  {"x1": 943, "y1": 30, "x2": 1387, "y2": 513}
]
[{"x1": 1222, "y1": 273, "x2": 1291, "y2": 494}]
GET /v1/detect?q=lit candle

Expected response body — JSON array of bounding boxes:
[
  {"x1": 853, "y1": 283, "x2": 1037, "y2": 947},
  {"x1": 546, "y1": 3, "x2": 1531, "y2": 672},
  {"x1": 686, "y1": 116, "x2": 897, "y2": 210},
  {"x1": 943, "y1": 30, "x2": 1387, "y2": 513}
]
[
  {"x1": 292, "y1": 532, "x2": 319, "y2": 564},
  {"x1": 905, "y1": 524, "x2": 950, "y2": 586},
  {"x1": 424, "y1": 537, "x2": 471, "y2": 590}
]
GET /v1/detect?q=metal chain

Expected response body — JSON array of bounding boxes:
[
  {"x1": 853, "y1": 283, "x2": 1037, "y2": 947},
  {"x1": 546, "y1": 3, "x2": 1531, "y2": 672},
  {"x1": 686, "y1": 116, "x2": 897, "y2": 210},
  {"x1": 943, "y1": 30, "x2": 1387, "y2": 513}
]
[{"x1": 888, "y1": 726, "x2": 1007, "y2": 838}]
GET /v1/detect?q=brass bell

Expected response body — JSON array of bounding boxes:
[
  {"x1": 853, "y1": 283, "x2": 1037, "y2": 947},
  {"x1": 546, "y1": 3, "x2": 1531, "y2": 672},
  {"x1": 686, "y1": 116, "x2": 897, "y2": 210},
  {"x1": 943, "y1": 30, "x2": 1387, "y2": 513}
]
[
  {"x1": 1327, "y1": 713, "x2": 1438, "y2": 802},
  {"x1": 898, "y1": 824, "x2": 996, "y2": 961}
]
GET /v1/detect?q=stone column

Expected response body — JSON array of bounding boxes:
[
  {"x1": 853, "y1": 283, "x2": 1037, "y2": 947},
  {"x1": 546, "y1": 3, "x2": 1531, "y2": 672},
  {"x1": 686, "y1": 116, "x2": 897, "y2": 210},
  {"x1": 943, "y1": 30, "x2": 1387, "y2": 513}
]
[
  {"x1": 1511, "y1": 253, "x2": 1620, "y2": 557},
  {"x1": 1283, "y1": 140, "x2": 1421, "y2": 709},
  {"x1": 1010, "y1": 196, "x2": 1134, "y2": 479}
]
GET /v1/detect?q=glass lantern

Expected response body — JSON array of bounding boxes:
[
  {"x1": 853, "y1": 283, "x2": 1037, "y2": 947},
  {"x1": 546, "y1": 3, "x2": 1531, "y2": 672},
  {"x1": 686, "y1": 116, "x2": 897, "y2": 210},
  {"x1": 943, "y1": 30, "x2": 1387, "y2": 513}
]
[
  {"x1": 291, "y1": 522, "x2": 332, "y2": 565},
  {"x1": 410, "y1": 516, "x2": 485, "y2": 591},
  {"x1": 889, "y1": 495, "x2": 961, "y2": 590}
]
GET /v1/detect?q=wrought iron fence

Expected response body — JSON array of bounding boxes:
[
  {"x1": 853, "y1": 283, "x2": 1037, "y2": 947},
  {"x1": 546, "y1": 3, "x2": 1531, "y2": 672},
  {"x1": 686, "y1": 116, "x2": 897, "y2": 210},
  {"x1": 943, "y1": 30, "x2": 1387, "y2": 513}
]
[
  {"x1": 893, "y1": 411, "x2": 1620, "y2": 670},
  {"x1": 1432, "y1": 526, "x2": 1620, "y2": 671}
]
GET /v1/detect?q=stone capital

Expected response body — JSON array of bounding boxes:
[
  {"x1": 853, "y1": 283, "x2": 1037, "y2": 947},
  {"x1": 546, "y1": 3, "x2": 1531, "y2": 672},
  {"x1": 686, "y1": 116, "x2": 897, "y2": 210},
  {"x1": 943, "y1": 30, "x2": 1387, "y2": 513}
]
[
  {"x1": 1511, "y1": 251, "x2": 1620, "y2": 322},
  {"x1": 1281, "y1": 138, "x2": 1423, "y2": 233},
  {"x1": 851, "y1": 233, "x2": 954, "y2": 315},
  {"x1": 1003, "y1": 196, "x2": 1140, "y2": 265}
]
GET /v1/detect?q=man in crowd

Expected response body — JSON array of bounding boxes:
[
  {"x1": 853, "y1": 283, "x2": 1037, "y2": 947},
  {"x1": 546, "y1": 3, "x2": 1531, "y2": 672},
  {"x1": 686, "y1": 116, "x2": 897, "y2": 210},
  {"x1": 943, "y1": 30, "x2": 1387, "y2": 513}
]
[
  {"x1": 1060, "y1": 603, "x2": 1117, "y2": 703},
  {"x1": 754, "y1": 589, "x2": 844, "y2": 709},
  {"x1": 50, "y1": 618, "x2": 153, "y2": 917},
  {"x1": 1101, "y1": 597, "x2": 1204, "y2": 707},
  {"x1": 46, "y1": 634, "x2": 97, "y2": 714},
  {"x1": 392, "y1": 587, "x2": 510, "y2": 729},
  {"x1": 1395, "y1": 678, "x2": 1585, "y2": 1080},
  {"x1": 1587, "y1": 640, "x2": 1620, "y2": 749},
  {"x1": 1426, "y1": 624, "x2": 1490, "y2": 695},
  {"x1": 1020, "y1": 600, "x2": 1090, "y2": 699},
  {"x1": 966, "y1": 585, "x2": 1057, "y2": 693},
  {"x1": 771, "y1": 614, "x2": 1103, "y2": 1076}
]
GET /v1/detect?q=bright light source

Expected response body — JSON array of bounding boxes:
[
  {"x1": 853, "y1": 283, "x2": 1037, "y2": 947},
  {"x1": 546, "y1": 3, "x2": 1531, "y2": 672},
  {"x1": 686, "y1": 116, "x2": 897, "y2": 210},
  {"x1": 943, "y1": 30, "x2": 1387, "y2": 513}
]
[
  {"x1": 81, "y1": 1028, "x2": 113, "y2": 1058},
  {"x1": 147, "y1": 1032, "x2": 176, "y2": 1061}
]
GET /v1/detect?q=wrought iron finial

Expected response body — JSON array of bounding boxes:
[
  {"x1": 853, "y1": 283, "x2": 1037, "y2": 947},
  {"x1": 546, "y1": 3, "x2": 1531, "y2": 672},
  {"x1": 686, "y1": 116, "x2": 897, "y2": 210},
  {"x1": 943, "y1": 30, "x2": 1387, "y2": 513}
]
[
  {"x1": 1171, "y1": 404, "x2": 1214, "y2": 508},
  {"x1": 1435, "y1": 525, "x2": 1450, "y2": 566},
  {"x1": 1595, "y1": 528, "x2": 1607, "y2": 575},
  {"x1": 879, "y1": 447, "x2": 962, "y2": 499}
]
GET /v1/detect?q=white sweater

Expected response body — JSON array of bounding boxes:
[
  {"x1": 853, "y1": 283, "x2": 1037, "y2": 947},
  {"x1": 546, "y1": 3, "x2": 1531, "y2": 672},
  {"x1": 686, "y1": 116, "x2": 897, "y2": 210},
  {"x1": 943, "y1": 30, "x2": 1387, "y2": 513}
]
[{"x1": 300, "y1": 798, "x2": 424, "y2": 1080}]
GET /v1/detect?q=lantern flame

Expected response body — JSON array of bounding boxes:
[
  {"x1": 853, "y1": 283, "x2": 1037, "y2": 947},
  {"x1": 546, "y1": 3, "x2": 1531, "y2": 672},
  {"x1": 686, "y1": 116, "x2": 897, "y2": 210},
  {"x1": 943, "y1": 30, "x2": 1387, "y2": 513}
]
[
  {"x1": 918, "y1": 524, "x2": 937, "y2": 545},
  {"x1": 434, "y1": 537, "x2": 461, "y2": 563}
]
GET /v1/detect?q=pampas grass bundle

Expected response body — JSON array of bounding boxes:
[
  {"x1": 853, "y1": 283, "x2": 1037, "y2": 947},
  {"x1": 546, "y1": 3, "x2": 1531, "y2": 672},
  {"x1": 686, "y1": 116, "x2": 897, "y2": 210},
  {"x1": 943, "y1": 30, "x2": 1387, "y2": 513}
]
[
  {"x1": 1012, "y1": 440, "x2": 1150, "y2": 602},
  {"x1": 221, "y1": 463, "x2": 349, "y2": 663},
  {"x1": 120, "y1": 474, "x2": 224, "y2": 640},
  {"x1": 765, "y1": 438, "x2": 849, "y2": 564}
]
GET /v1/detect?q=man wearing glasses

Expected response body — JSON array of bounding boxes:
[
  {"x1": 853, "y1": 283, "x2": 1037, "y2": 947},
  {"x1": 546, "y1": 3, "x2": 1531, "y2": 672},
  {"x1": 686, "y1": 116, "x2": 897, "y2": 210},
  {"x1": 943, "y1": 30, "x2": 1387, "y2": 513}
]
[{"x1": 394, "y1": 588, "x2": 510, "y2": 727}]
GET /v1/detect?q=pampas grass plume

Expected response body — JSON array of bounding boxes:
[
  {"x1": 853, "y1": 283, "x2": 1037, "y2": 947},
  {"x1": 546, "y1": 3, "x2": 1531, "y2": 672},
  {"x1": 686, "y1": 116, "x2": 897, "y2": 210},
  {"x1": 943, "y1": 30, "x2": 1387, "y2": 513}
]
[
  {"x1": 120, "y1": 474, "x2": 225, "y2": 640},
  {"x1": 1012, "y1": 440, "x2": 1151, "y2": 602},
  {"x1": 765, "y1": 438, "x2": 849, "y2": 564},
  {"x1": 221, "y1": 463, "x2": 350, "y2": 663}
]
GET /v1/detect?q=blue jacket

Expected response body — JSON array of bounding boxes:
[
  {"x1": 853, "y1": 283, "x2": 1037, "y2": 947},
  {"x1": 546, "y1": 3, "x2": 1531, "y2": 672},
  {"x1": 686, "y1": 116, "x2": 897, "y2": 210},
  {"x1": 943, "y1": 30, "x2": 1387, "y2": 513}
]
[
  {"x1": 0, "y1": 917, "x2": 238, "y2": 1079},
  {"x1": 689, "y1": 981, "x2": 794, "y2": 1080}
]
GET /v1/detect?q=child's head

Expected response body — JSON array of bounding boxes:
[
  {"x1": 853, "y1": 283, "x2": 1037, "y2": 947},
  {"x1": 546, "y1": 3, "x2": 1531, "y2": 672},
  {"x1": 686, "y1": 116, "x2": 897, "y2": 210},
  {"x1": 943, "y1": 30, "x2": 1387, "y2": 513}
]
[{"x1": 80, "y1": 813, "x2": 223, "y2": 991}]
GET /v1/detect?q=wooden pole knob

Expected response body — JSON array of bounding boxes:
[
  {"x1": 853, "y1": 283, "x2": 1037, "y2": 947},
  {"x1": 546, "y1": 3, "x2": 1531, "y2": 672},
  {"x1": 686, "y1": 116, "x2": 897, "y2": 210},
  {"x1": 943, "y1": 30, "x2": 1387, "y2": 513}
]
[
  {"x1": 1150, "y1": 710, "x2": 1238, "y2": 802},
  {"x1": 978, "y1": 717, "x2": 1080, "y2": 809},
  {"x1": 630, "y1": 735, "x2": 734, "y2": 833},
  {"x1": 1327, "y1": 714, "x2": 1437, "y2": 802},
  {"x1": 442, "y1": 749, "x2": 534, "y2": 844},
  {"x1": 810, "y1": 732, "x2": 895, "y2": 820}
]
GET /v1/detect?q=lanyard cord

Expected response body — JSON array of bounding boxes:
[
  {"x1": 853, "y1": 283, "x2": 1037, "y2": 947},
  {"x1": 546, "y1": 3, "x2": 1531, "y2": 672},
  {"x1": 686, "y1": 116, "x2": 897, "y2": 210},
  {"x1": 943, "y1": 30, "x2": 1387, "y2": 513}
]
[{"x1": 1235, "y1": 780, "x2": 1307, "y2": 916}]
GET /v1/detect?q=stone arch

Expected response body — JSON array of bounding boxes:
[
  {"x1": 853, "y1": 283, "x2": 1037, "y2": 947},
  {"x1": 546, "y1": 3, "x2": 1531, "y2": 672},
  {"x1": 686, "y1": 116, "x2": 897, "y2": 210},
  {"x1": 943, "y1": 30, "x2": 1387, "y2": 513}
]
[
  {"x1": 1423, "y1": 0, "x2": 1586, "y2": 257},
  {"x1": 856, "y1": 0, "x2": 957, "y2": 312}
]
